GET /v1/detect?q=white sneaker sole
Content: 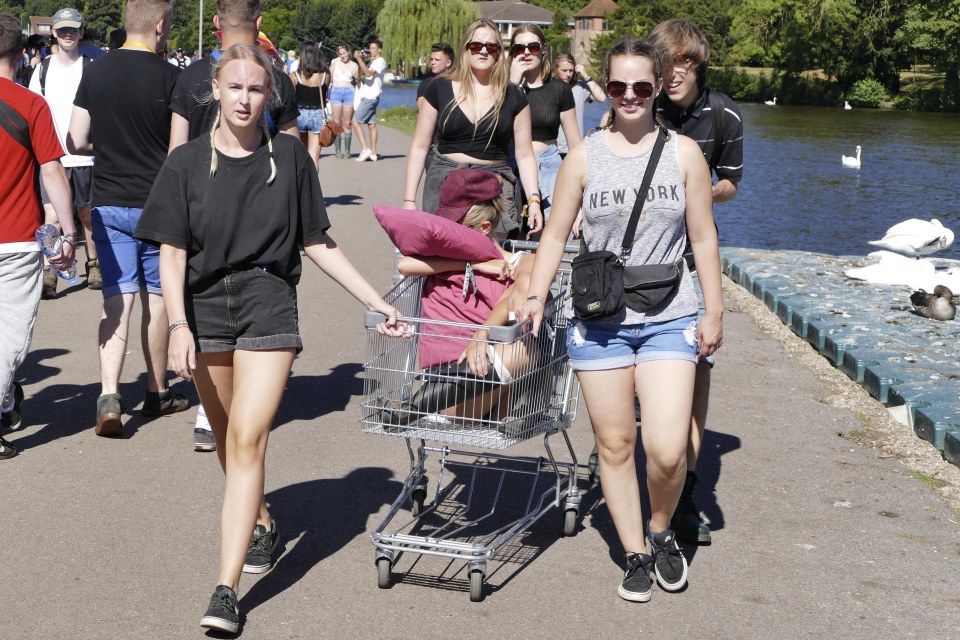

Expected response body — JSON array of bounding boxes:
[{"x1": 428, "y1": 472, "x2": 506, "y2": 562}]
[
  {"x1": 200, "y1": 615, "x2": 239, "y2": 633},
  {"x1": 617, "y1": 584, "x2": 652, "y2": 602},
  {"x1": 242, "y1": 561, "x2": 272, "y2": 574},
  {"x1": 654, "y1": 559, "x2": 688, "y2": 592}
]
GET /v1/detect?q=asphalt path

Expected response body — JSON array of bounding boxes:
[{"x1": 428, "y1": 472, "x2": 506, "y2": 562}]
[{"x1": 2, "y1": 127, "x2": 957, "y2": 639}]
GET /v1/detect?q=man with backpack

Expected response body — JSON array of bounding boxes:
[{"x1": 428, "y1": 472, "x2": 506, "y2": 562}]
[
  {"x1": 0, "y1": 12, "x2": 79, "y2": 457},
  {"x1": 648, "y1": 19, "x2": 744, "y2": 546},
  {"x1": 29, "y1": 7, "x2": 99, "y2": 298}
]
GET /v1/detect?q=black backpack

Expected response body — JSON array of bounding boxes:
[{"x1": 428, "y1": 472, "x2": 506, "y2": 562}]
[{"x1": 38, "y1": 55, "x2": 92, "y2": 96}]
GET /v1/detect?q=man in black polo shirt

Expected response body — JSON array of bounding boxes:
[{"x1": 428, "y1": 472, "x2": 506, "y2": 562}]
[
  {"x1": 67, "y1": 0, "x2": 188, "y2": 436},
  {"x1": 168, "y1": 0, "x2": 299, "y2": 150},
  {"x1": 649, "y1": 19, "x2": 744, "y2": 545}
]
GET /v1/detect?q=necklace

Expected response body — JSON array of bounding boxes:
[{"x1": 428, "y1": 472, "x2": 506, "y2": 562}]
[{"x1": 122, "y1": 40, "x2": 153, "y2": 52}]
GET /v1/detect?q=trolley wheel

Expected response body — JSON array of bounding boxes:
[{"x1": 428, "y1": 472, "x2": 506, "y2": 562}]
[
  {"x1": 376, "y1": 557, "x2": 392, "y2": 589},
  {"x1": 469, "y1": 569, "x2": 485, "y2": 602},
  {"x1": 562, "y1": 508, "x2": 578, "y2": 537},
  {"x1": 411, "y1": 487, "x2": 427, "y2": 516}
]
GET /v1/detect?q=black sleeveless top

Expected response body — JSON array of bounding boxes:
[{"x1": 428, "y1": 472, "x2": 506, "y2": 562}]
[
  {"x1": 525, "y1": 78, "x2": 575, "y2": 142},
  {"x1": 295, "y1": 72, "x2": 325, "y2": 109}
]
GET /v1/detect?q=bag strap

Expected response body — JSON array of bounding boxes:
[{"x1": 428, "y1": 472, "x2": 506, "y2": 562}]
[
  {"x1": 0, "y1": 97, "x2": 33, "y2": 154},
  {"x1": 620, "y1": 128, "x2": 667, "y2": 260},
  {"x1": 706, "y1": 88, "x2": 726, "y2": 172}
]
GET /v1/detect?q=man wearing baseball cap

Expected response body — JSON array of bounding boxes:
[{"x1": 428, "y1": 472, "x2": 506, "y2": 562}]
[{"x1": 29, "y1": 7, "x2": 99, "y2": 298}]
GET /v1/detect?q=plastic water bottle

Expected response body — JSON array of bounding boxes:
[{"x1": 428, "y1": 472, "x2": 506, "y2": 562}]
[{"x1": 35, "y1": 224, "x2": 78, "y2": 284}]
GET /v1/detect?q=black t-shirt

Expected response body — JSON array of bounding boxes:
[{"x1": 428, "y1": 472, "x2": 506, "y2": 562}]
[
  {"x1": 424, "y1": 77, "x2": 528, "y2": 161},
  {"x1": 657, "y1": 88, "x2": 743, "y2": 183},
  {"x1": 525, "y1": 78, "x2": 575, "y2": 142},
  {"x1": 169, "y1": 56, "x2": 300, "y2": 141},
  {"x1": 135, "y1": 134, "x2": 330, "y2": 292},
  {"x1": 416, "y1": 74, "x2": 437, "y2": 100},
  {"x1": 73, "y1": 49, "x2": 180, "y2": 207}
]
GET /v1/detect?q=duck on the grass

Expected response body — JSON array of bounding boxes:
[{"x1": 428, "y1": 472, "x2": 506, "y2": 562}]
[
  {"x1": 867, "y1": 218, "x2": 954, "y2": 257},
  {"x1": 910, "y1": 285, "x2": 956, "y2": 321}
]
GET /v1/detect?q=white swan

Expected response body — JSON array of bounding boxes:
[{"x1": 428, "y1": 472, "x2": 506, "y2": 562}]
[
  {"x1": 845, "y1": 251, "x2": 937, "y2": 289},
  {"x1": 764, "y1": 96, "x2": 777, "y2": 106},
  {"x1": 867, "y1": 218, "x2": 955, "y2": 257},
  {"x1": 844, "y1": 101, "x2": 852, "y2": 110},
  {"x1": 841, "y1": 145, "x2": 861, "y2": 168}
]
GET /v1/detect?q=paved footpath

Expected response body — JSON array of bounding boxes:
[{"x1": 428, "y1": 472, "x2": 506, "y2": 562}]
[{"x1": 2, "y1": 128, "x2": 958, "y2": 640}]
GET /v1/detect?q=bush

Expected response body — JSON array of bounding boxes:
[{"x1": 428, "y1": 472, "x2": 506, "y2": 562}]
[
  {"x1": 709, "y1": 67, "x2": 760, "y2": 101},
  {"x1": 847, "y1": 79, "x2": 887, "y2": 108}
]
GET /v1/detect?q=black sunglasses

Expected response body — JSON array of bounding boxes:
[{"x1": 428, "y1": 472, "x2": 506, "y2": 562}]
[
  {"x1": 510, "y1": 41, "x2": 543, "y2": 57},
  {"x1": 606, "y1": 80, "x2": 655, "y2": 100},
  {"x1": 56, "y1": 27, "x2": 80, "y2": 35},
  {"x1": 466, "y1": 41, "x2": 501, "y2": 55}
]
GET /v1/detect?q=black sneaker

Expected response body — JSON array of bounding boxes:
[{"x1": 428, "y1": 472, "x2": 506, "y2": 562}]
[
  {"x1": 200, "y1": 584, "x2": 240, "y2": 634},
  {"x1": 672, "y1": 471, "x2": 711, "y2": 544},
  {"x1": 243, "y1": 519, "x2": 278, "y2": 574},
  {"x1": 1, "y1": 382, "x2": 24, "y2": 432},
  {"x1": 0, "y1": 434, "x2": 18, "y2": 460},
  {"x1": 193, "y1": 428, "x2": 216, "y2": 452},
  {"x1": 647, "y1": 527, "x2": 688, "y2": 592},
  {"x1": 141, "y1": 389, "x2": 190, "y2": 417},
  {"x1": 618, "y1": 553, "x2": 654, "y2": 602}
]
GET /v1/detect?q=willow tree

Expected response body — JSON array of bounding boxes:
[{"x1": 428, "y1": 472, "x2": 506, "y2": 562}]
[{"x1": 376, "y1": 0, "x2": 480, "y2": 78}]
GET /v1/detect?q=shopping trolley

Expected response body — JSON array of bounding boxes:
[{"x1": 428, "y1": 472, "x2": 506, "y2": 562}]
[{"x1": 360, "y1": 258, "x2": 580, "y2": 601}]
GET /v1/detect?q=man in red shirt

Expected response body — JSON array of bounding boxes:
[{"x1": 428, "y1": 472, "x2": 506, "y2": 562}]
[{"x1": 0, "y1": 13, "x2": 78, "y2": 458}]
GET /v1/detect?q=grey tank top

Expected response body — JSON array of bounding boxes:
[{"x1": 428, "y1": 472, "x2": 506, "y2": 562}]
[{"x1": 579, "y1": 129, "x2": 697, "y2": 324}]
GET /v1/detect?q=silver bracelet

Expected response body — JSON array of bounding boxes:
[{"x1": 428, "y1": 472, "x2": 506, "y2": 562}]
[{"x1": 168, "y1": 319, "x2": 189, "y2": 334}]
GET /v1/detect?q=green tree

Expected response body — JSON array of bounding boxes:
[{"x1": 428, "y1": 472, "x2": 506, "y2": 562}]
[
  {"x1": 375, "y1": 0, "x2": 479, "y2": 78},
  {"x1": 167, "y1": 0, "x2": 216, "y2": 55},
  {"x1": 82, "y1": 0, "x2": 122, "y2": 44},
  {"x1": 261, "y1": 7, "x2": 297, "y2": 52},
  {"x1": 901, "y1": 0, "x2": 960, "y2": 102}
]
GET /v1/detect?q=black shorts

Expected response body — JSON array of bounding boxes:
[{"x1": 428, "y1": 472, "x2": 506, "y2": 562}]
[
  {"x1": 186, "y1": 268, "x2": 302, "y2": 354},
  {"x1": 40, "y1": 165, "x2": 93, "y2": 206}
]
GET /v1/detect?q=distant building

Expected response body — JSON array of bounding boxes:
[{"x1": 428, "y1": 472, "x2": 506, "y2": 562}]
[
  {"x1": 572, "y1": 0, "x2": 616, "y2": 61},
  {"x1": 476, "y1": 1, "x2": 553, "y2": 41},
  {"x1": 29, "y1": 15, "x2": 54, "y2": 37}
]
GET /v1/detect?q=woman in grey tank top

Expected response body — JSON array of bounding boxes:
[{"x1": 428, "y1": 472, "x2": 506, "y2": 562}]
[{"x1": 518, "y1": 39, "x2": 723, "y2": 603}]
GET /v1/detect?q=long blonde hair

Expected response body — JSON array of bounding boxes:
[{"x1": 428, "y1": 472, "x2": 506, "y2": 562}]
[
  {"x1": 440, "y1": 19, "x2": 511, "y2": 151},
  {"x1": 208, "y1": 44, "x2": 278, "y2": 184}
]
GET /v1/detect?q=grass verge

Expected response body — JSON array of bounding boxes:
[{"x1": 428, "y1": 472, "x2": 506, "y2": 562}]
[{"x1": 378, "y1": 106, "x2": 418, "y2": 136}]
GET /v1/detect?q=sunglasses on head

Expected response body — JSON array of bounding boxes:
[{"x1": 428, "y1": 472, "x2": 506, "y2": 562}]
[
  {"x1": 606, "y1": 80, "x2": 655, "y2": 100},
  {"x1": 510, "y1": 41, "x2": 543, "y2": 57},
  {"x1": 466, "y1": 41, "x2": 501, "y2": 55}
]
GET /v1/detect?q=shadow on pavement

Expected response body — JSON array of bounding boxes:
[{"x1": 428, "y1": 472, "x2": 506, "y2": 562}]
[
  {"x1": 323, "y1": 194, "x2": 364, "y2": 207},
  {"x1": 241, "y1": 467, "x2": 402, "y2": 615},
  {"x1": 275, "y1": 363, "x2": 364, "y2": 427}
]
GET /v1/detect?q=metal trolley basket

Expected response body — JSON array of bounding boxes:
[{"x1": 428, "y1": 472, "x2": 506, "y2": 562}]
[{"x1": 360, "y1": 262, "x2": 580, "y2": 601}]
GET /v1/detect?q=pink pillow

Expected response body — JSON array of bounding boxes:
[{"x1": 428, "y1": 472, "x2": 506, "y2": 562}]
[{"x1": 373, "y1": 205, "x2": 501, "y2": 261}]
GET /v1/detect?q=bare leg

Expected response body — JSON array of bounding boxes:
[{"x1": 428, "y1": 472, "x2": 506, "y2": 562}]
[
  {"x1": 352, "y1": 119, "x2": 368, "y2": 150},
  {"x1": 99, "y1": 293, "x2": 135, "y2": 395},
  {"x1": 687, "y1": 362, "x2": 711, "y2": 468},
  {"x1": 579, "y1": 366, "x2": 647, "y2": 554},
  {"x1": 196, "y1": 349, "x2": 295, "y2": 592},
  {"x1": 140, "y1": 291, "x2": 169, "y2": 394},
  {"x1": 306, "y1": 131, "x2": 321, "y2": 173},
  {"x1": 77, "y1": 205, "x2": 96, "y2": 261},
  {"x1": 635, "y1": 359, "x2": 695, "y2": 533},
  {"x1": 369, "y1": 122, "x2": 378, "y2": 156}
]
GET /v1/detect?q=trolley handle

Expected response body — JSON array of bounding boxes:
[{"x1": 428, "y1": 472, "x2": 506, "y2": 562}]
[
  {"x1": 363, "y1": 310, "x2": 530, "y2": 343},
  {"x1": 502, "y1": 239, "x2": 580, "y2": 254}
]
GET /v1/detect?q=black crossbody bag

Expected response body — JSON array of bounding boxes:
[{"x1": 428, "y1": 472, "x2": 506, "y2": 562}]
[{"x1": 570, "y1": 128, "x2": 684, "y2": 320}]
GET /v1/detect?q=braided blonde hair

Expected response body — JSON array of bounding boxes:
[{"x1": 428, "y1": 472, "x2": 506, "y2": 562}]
[{"x1": 208, "y1": 44, "x2": 278, "y2": 184}]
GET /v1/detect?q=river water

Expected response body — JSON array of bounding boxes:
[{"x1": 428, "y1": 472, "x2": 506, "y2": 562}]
[{"x1": 381, "y1": 84, "x2": 960, "y2": 260}]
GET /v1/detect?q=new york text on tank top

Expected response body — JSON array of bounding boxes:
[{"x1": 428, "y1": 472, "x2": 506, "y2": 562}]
[{"x1": 588, "y1": 184, "x2": 682, "y2": 215}]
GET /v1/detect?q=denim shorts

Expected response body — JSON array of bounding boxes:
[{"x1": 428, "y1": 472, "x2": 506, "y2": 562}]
[
  {"x1": 186, "y1": 268, "x2": 302, "y2": 354},
  {"x1": 91, "y1": 206, "x2": 161, "y2": 297},
  {"x1": 297, "y1": 107, "x2": 325, "y2": 133},
  {"x1": 566, "y1": 314, "x2": 699, "y2": 371},
  {"x1": 354, "y1": 97, "x2": 379, "y2": 124},
  {"x1": 329, "y1": 85, "x2": 354, "y2": 105},
  {"x1": 536, "y1": 143, "x2": 561, "y2": 221}
]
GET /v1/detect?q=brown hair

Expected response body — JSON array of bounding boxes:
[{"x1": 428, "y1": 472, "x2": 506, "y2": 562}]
[
  {"x1": 441, "y1": 19, "x2": 510, "y2": 151},
  {"x1": 216, "y1": 0, "x2": 261, "y2": 30},
  {"x1": 208, "y1": 44, "x2": 277, "y2": 183},
  {"x1": 510, "y1": 23, "x2": 551, "y2": 83},
  {"x1": 0, "y1": 13, "x2": 24, "y2": 59},
  {"x1": 124, "y1": 0, "x2": 172, "y2": 36},
  {"x1": 646, "y1": 19, "x2": 710, "y2": 89},
  {"x1": 553, "y1": 52, "x2": 577, "y2": 84},
  {"x1": 600, "y1": 38, "x2": 666, "y2": 131}
]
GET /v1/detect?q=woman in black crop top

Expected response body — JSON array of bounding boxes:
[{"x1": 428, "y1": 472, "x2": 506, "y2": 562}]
[
  {"x1": 403, "y1": 18, "x2": 542, "y2": 235},
  {"x1": 509, "y1": 24, "x2": 581, "y2": 222},
  {"x1": 289, "y1": 42, "x2": 328, "y2": 173}
]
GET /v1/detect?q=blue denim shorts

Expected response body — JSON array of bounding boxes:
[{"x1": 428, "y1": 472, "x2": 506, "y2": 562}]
[
  {"x1": 186, "y1": 268, "x2": 302, "y2": 354},
  {"x1": 91, "y1": 206, "x2": 161, "y2": 297},
  {"x1": 329, "y1": 85, "x2": 354, "y2": 105},
  {"x1": 297, "y1": 107, "x2": 325, "y2": 133},
  {"x1": 536, "y1": 143, "x2": 561, "y2": 221},
  {"x1": 353, "y1": 97, "x2": 379, "y2": 124},
  {"x1": 566, "y1": 314, "x2": 699, "y2": 371},
  {"x1": 690, "y1": 269, "x2": 716, "y2": 366}
]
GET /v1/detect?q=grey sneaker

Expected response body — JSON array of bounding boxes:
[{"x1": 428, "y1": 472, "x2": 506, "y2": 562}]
[
  {"x1": 95, "y1": 393, "x2": 124, "y2": 437},
  {"x1": 193, "y1": 428, "x2": 216, "y2": 452},
  {"x1": 200, "y1": 584, "x2": 240, "y2": 634},
  {"x1": 618, "y1": 553, "x2": 654, "y2": 602},
  {"x1": 243, "y1": 519, "x2": 278, "y2": 573},
  {"x1": 1, "y1": 382, "x2": 24, "y2": 432},
  {"x1": 647, "y1": 527, "x2": 688, "y2": 592}
]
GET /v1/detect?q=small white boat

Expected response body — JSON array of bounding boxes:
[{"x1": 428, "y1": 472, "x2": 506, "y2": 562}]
[{"x1": 868, "y1": 218, "x2": 954, "y2": 257}]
